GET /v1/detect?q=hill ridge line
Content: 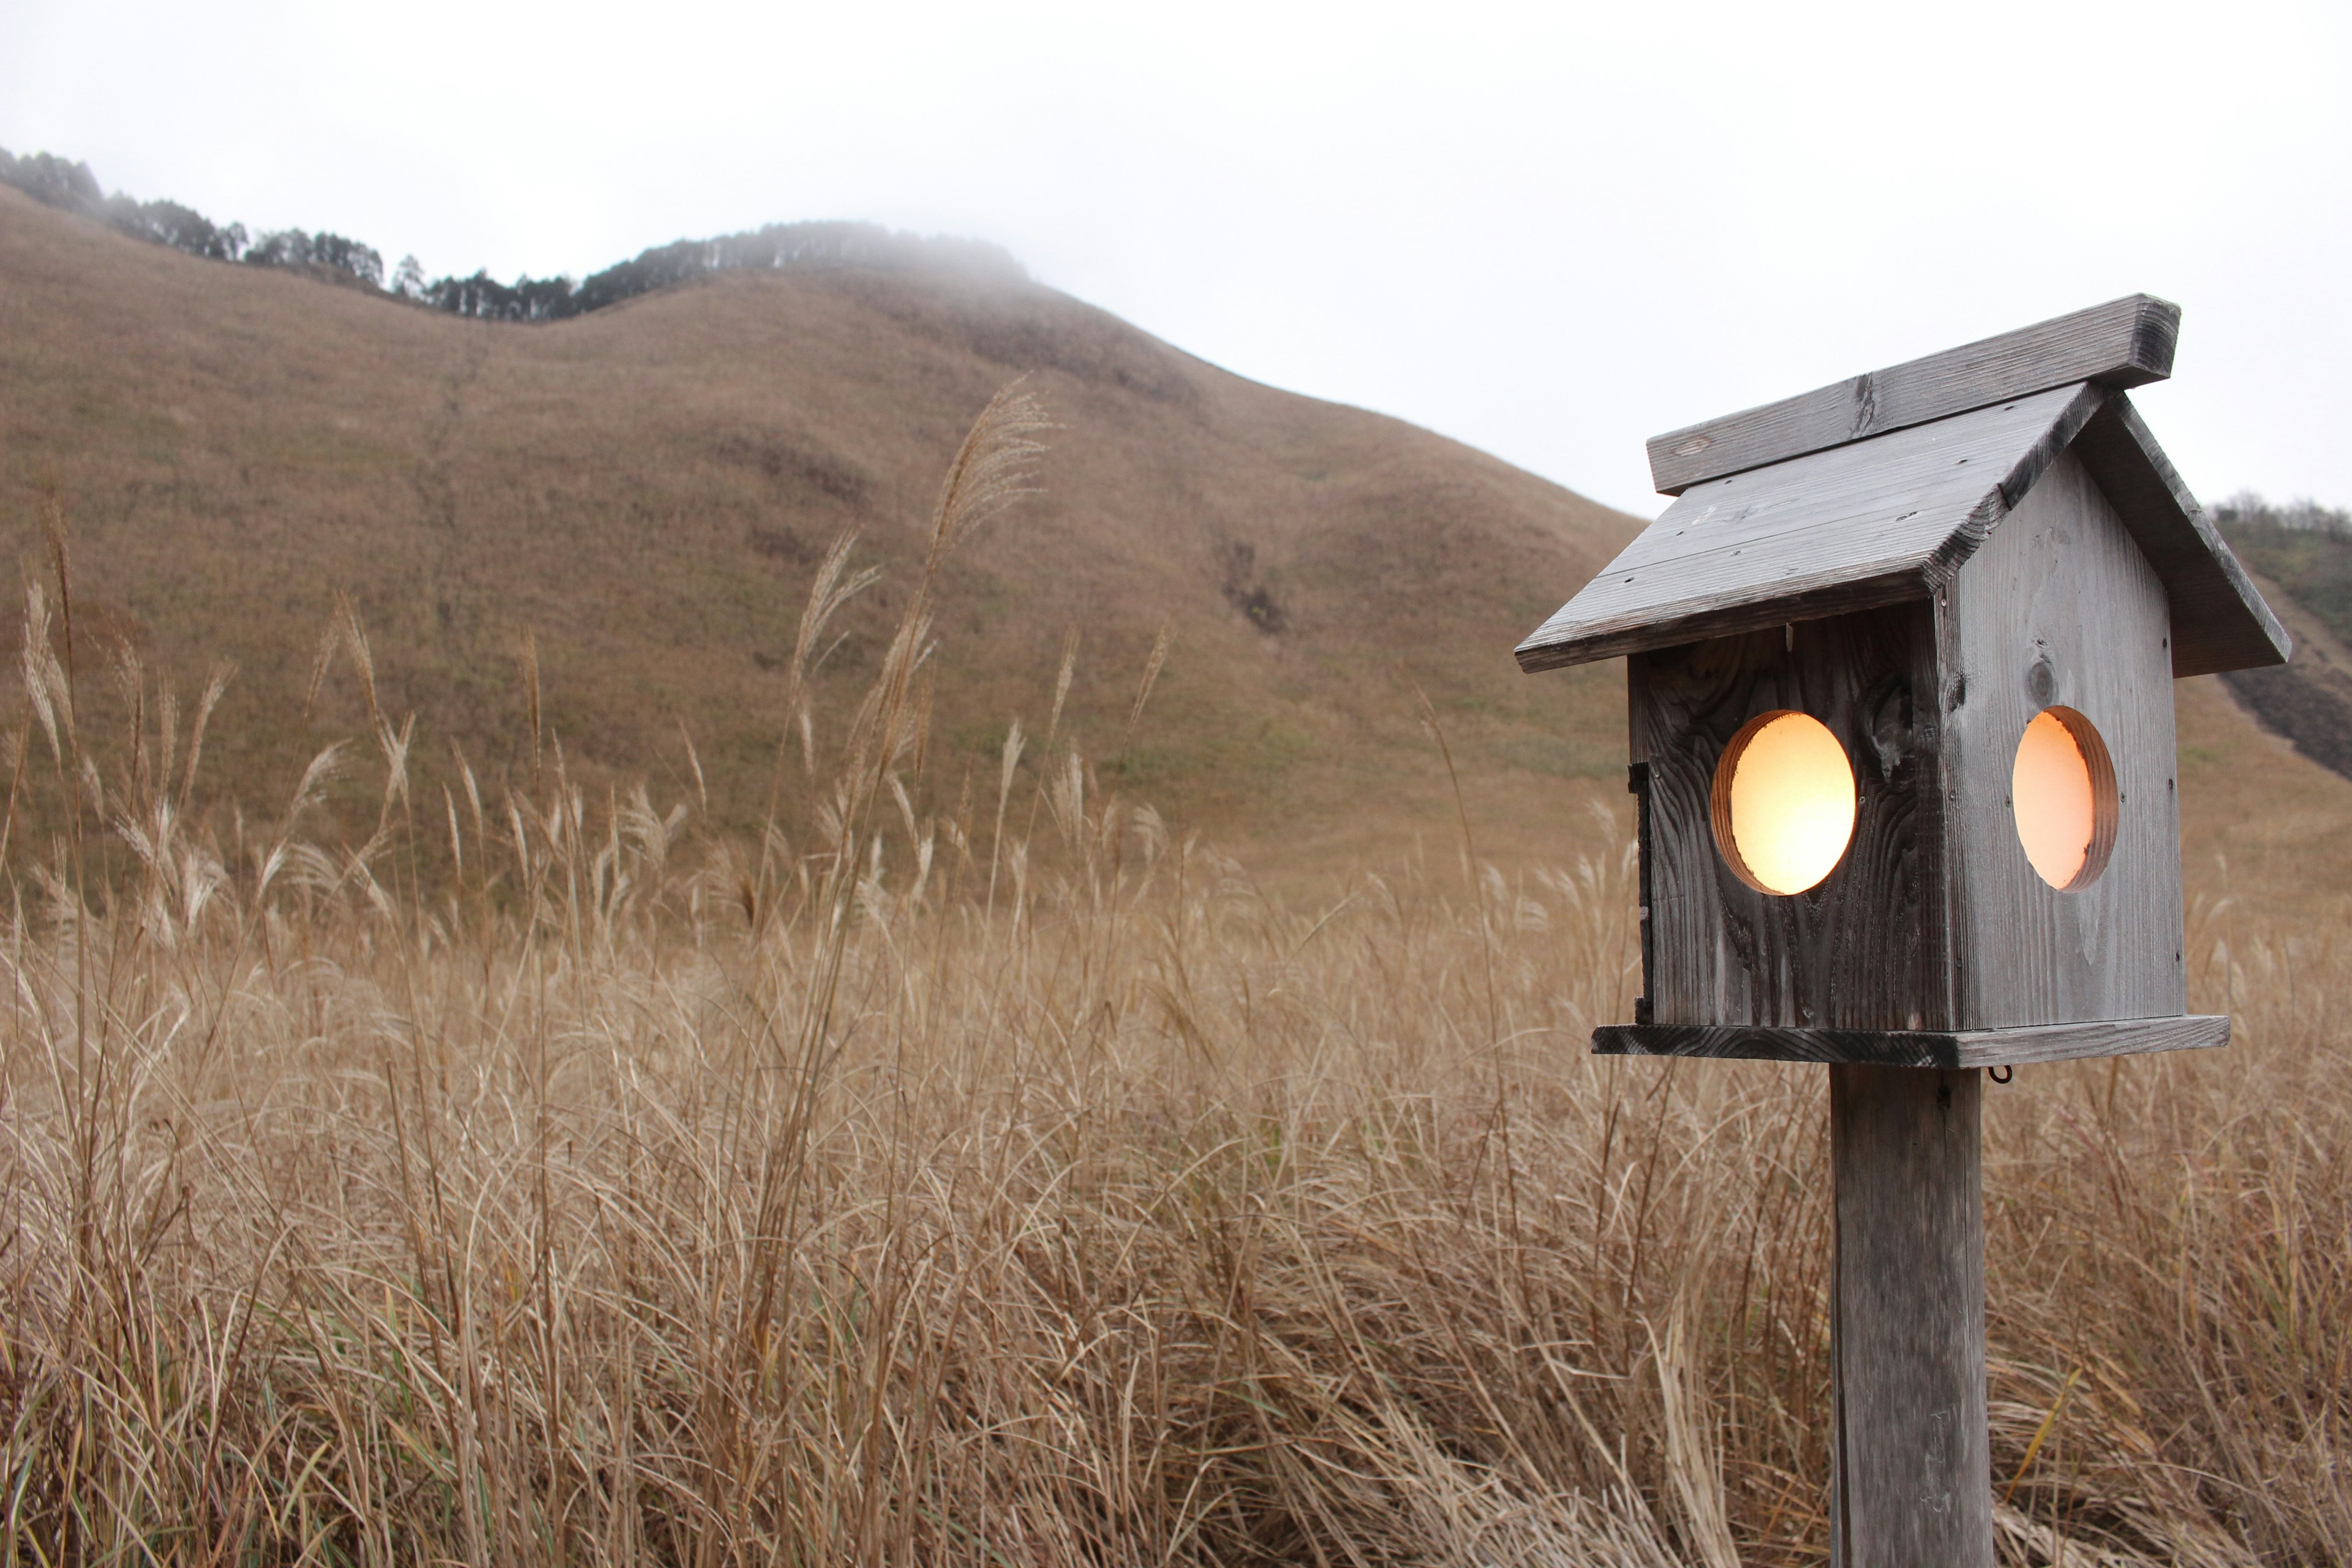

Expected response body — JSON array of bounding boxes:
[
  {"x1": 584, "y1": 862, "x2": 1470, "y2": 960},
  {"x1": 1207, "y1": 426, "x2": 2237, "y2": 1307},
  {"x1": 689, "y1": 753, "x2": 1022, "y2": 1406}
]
[{"x1": 0, "y1": 143, "x2": 1024, "y2": 322}]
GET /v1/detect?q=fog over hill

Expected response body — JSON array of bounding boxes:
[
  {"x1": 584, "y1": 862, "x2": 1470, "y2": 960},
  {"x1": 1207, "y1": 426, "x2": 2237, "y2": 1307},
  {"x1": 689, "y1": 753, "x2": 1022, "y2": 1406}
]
[
  {"x1": 0, "y1": 144, "x2": 1027, "y2": 318},
  {"x1": 0, "y1": 176, "x2": 1642, "y2": 874}
]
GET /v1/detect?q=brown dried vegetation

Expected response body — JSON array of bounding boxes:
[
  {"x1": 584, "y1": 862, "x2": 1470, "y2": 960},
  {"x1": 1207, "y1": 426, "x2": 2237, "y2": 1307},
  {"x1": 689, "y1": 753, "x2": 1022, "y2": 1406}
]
[
  {"x1": 0, "y1": 183, "x2": 1641, "y2": 884},
  {"x1": 0, "y1": 384, "x2": 2346, "y2": 1566}
]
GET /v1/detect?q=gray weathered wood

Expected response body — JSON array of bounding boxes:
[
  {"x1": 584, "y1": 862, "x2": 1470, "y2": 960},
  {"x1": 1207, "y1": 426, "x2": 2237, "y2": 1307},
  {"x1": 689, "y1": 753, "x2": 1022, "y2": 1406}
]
[
  {"x1": 1942, "y1": 450, "x2": 2187, "y2": 1028},
  {"x1": 1518, "y1": 385, "x2": 2098, "y2": 673},
  {"x1": 1593, "y1": 1013, "x2": 2228, "y2": 1068},
  {"x1": 1611, "y1": 450, "x2": 2226, "y2": 1040},
  {"x1": 1524, "y1": 565, "x2": 1927, "y2": 676},
  {"x1": 1648, "y1": 294, "x2": 2177, "y2": 494},
  {"x1": 1830, "y1": 1065, "x2": 1992, "y2": 1568},
  {"x1": 1629, "y1": 601, "x2": 1953, "y2": 1030},
  {"x1": 1555, "y1": 303, "x2": 2283, "y2": 1568},
  {"x1": 2069, "y1": 394, "x2": 2291, "y2": 677},
  {"x1": 1517, "y1": 382, "x2": 2287, "y2": 685}
]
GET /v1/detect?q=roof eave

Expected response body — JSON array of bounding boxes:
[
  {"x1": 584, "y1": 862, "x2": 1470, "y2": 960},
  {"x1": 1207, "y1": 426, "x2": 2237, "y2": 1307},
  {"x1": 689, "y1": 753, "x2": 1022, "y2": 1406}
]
[
  {"x1": 2067, "y1": 396, "x2": 2290, "y2": 677},
  {"x1": 1515, "y1": 385, "x2": 2101, "y2": 672},
  {"x1": 1517, "y1": 386, "x2": 2293, "y2": 679},
  {"x1": 1513, "y1": 565, "x2": 1934, "y2": 673}
]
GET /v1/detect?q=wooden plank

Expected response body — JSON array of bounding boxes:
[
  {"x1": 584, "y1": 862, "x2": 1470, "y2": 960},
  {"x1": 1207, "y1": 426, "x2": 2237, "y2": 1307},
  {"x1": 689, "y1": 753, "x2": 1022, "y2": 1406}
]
[
  {"x1": 1829, "y1": 1065, "x2": 1992, "y2": 1568},
  {"x1": 1518, "y1": 565, "x2": 1928, "y2": 675},
  {"x1": 1518, "y1": 385, "x2": 2099, "y2": 673},
  {"x1": 1630, "y1": 601, "x2": 1953, "y2": 1030},
  {"x1": 1957, "y1": 1014, "x2": 2228, "y2": 1066},
  {"x1": 2068, "y1": 395, "x2": 2291, "y2": 678},
  {"x1": 1598, "y1": 1024, "x2": 1962, "y2": 1067},
  {"x1": 1524, "y1": 382, "x2": 2288, "y2": 684},
  {"x1": 1943, "y1": 451, "x2": 2187, "y2": 1028},
  {"x1": 1572, "y1": 386, "x2": 2090, "y2": 591},
  {"x1": 1593, "y1": 1014, "x2": 2229, "y2": 1068},
  {"x1": 1647, "y1": 294, "x2": 2177, "y2": 494}
]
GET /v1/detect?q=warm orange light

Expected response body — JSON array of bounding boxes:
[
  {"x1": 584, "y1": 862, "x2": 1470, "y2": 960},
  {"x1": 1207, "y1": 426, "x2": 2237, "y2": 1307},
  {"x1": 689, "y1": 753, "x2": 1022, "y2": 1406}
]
[
  {"x1": 1714, "y1": 712, "x2": 1856, "y2": 895},
  {"x1": 2012, "y1": 707, "x2": 2115, "y2": 890}
]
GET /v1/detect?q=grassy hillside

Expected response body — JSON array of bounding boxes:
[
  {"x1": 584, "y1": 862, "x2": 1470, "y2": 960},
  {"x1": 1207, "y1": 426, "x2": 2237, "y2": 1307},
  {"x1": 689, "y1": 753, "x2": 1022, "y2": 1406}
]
[
  {"x1": 2199, "y1": 507, "x2": 2352, "y2": 791},
  {"x1": 0, "y1": 183, "x2": 1638, "y2": 880},
  {"x1": 6, "y1": 179, "x2": 2346, "y2": 917},
  {"x1": 2218, "y1": 505, "x2": 2352, "y2": 646}
]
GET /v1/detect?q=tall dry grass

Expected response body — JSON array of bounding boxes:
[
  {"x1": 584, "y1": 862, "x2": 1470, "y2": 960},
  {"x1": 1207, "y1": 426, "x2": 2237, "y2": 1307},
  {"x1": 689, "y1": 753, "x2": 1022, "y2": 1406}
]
[{"x1": 1, "y1": 393, "x2": 2347, "y2": 1566}]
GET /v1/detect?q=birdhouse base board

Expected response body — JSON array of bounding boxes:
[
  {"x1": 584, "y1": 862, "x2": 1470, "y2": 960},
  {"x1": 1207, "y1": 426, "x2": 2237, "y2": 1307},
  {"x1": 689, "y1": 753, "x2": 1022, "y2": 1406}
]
[{"x1": 1593, "y1": 1014, "x2": 2227, "y2": 1069}]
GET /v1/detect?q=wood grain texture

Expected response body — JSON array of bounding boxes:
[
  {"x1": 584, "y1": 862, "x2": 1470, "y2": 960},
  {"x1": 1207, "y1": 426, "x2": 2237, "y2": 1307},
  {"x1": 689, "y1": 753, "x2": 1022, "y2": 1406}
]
[
  {"x1": 1830, "y1": 1066, "x2": 1992, "y2": 1568},
  {"x1": 1630, "y1": 601, "x2": 1953, "y2": 1030},
  {"x1": 2068, "y1": 394, "x2": 2291, "y2": 678},
  {"x1": 1648, "y1": 294, "x2": 2176, "y2": 494},
  {"x1": 1942, "y1": 451, "x2": 2186, "y2": 1028},
  {"x1": 1521, "y1": 384, "x2": 2286, "y2": 685},
  {"x1": 1592, "y1": 1014, "x2": 2228, "y2": 1068},
  {"x1": 1518, "y1": 385, "x2": 2098, "y2": 673}
]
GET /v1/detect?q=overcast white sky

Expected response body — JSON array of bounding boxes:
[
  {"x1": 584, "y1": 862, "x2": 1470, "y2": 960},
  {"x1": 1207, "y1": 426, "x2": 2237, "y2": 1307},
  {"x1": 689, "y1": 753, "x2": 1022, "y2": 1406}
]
[{"x1": 4, "y1": 0, "x2": 2347, "y2": 517}]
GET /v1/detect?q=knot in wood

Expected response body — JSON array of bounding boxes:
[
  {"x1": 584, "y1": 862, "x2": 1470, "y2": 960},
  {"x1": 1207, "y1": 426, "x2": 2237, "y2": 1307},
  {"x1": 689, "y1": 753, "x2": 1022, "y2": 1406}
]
[{"x1": 2026, "y1": 655, "x2": 2057, "y2": 707}]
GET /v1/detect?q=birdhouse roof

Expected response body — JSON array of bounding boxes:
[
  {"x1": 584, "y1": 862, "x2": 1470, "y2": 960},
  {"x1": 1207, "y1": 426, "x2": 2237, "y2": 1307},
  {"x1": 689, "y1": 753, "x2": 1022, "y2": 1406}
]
[{"x1": 1517, "y1": 298, "x2": 2288, "y2": 679}]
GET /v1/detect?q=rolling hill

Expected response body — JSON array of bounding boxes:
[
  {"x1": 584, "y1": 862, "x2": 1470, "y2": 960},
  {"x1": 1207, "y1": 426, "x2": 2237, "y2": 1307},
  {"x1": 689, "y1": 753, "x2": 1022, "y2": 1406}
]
[
  {"x1": 0, "y1": 181, "x2": 1641, "y2": 876},
  {"x1": 2, "y1": 181, "x2": 2346, "y2": 907}
]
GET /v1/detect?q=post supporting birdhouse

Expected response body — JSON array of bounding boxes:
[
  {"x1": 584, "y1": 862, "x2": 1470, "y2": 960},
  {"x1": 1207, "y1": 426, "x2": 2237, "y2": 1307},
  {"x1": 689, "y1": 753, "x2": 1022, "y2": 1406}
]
[
  {"x1": 1514, "y1": 296, "x2": 2292, "y2": 1567},
  {"x1": 1830, "y1": 1066, "x2": 1989, "y2": 1566}
]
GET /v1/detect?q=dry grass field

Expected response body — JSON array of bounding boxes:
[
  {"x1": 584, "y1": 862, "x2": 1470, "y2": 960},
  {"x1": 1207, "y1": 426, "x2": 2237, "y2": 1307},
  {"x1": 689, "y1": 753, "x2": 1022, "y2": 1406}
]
[
  {"x1": 0, "y1": 183, "x2": 1639, "y2": 884},
  {"x1": 0, "y1": 384, "x2": 2346, "y2": 1566}
]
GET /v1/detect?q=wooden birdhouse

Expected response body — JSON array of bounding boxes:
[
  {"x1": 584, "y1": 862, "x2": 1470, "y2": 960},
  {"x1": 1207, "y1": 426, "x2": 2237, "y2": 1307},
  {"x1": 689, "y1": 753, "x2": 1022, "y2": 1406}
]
[
  {"x1": 1514, "y1": 297, "x2": 2288, "y2": 1568},
  {"x1": 1518, "y1": 294, "x2": 2288, "y2": 1069}
]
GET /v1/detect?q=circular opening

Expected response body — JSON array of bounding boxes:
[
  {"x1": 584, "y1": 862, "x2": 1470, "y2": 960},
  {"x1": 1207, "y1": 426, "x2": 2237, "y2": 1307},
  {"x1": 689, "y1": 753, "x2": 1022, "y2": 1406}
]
[
  {"x1": 1709, "y1": 711, "x2": 1857, "y2": 895},
  {"x1": 2011, "y1": 706, "x2": 2118, "y2": 891}
]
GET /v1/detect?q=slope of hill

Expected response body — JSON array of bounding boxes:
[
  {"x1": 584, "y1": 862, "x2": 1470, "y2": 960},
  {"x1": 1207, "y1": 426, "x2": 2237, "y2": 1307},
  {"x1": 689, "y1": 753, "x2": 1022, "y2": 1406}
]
[
  {"x1": 2217, "y1": 502, "x2": 2352, "y2": 639},
  {"x1": 0, "y1": 183, "x2": 1640, "y2": 875},
  {"x1": 2201, "y1": 508, "x2": 2352, "y2": 788},
  {"x1": 8, "y1": 181, "x2": 2346, "y2": 912}
]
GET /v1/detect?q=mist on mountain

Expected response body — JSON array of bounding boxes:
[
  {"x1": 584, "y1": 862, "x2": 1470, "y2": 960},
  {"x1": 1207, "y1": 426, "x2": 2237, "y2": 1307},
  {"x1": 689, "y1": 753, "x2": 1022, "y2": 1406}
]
[{"x1": 0, "y1": 144, "x2": 1020, "y2": 321}]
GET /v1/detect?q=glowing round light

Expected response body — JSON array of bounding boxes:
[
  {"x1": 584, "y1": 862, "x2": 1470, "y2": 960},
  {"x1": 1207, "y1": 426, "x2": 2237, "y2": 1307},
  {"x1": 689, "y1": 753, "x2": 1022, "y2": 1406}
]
[
  {"x1": 2012, "y1": 707, "x2": 2117, "y2": 891},
  {"x1": 1711, "y1": 712, "x2": 1856, "y2": 895}
]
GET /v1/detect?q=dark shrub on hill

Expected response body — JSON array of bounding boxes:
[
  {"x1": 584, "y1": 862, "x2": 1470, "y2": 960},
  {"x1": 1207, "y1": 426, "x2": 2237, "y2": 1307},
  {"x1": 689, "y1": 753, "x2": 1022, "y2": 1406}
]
[
  {"x1": 0, "y1": 145, "x2": 384, "y2": 286},
  {"x1": 1, "y1": 148, "x2": 102, "y2": 205},
  {"x1": 246, "y1": 227, "x2": 385, "y2": 287},
  {"x1": 2215, "y1": 492, "x2": 2352, "y2": 649},
  {"x1": 425, "y1": 222, "x2": 1025, "y2": 320},
  {"x1": 107, "y1": 197, "x2": 249, "y2": 262}
]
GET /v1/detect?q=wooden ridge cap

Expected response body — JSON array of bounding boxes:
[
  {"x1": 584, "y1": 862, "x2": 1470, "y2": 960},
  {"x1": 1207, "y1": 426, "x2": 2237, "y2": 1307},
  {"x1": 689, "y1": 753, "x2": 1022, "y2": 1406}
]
[{"x1": 1647, "y1": 295, "x2": 2179, "y2": 496}]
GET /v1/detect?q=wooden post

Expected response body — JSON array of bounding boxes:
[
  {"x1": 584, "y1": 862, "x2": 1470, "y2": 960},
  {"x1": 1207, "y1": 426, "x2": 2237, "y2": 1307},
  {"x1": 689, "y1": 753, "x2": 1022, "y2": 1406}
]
[{"x1": 1830, "y1": 1065, "x2": 1992, "y2": 1568}]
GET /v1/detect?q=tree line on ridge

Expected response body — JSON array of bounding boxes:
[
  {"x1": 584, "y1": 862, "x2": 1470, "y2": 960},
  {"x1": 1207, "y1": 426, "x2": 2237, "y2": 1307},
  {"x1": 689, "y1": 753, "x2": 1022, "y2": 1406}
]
[{"x1": 1, "y1": 146, "x2": 1023, "y2": 322}]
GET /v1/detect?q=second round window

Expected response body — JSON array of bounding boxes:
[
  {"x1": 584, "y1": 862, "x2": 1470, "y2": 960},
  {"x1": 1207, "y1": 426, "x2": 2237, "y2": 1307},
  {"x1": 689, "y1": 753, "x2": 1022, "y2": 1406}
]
[{"x1": 2011, "y1": 706, "x2": 2118, "y2": 891}]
